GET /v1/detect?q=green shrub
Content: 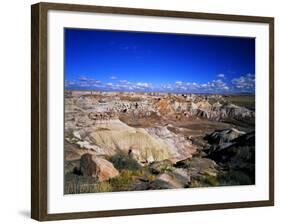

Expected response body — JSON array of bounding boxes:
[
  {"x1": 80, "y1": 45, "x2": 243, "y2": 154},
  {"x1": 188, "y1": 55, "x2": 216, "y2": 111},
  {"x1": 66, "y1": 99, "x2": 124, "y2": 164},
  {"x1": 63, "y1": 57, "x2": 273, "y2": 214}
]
[
  {"x1": 64, "y1": 154, "x2": 157, "y2": 193},
  {"x1": 109, "y1": 152, "x2": 141, "y2": 171},
  {"x1": 205, "y1": 175, "x2": 220, "y2": 186},
  {"x1": 109, "y1": 168, "x2": 156, "y2": 192},
  {"x1": 109, "y1": 170, "x2": 134, "y2": 191}
]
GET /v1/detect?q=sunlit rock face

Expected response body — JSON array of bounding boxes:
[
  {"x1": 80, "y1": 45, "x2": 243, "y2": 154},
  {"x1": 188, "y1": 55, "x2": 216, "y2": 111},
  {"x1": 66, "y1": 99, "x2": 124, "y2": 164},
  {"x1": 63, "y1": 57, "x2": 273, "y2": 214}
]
[{"x1": 80, "y1": 153, "x2": 119, "y2": 181}]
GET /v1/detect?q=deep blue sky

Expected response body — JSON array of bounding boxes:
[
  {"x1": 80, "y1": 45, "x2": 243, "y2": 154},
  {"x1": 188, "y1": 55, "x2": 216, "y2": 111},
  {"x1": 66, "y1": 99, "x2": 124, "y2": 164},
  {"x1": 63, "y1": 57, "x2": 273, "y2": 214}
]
[{"x1": 64, "y1": 28, "x2": 255, "y2": 93}]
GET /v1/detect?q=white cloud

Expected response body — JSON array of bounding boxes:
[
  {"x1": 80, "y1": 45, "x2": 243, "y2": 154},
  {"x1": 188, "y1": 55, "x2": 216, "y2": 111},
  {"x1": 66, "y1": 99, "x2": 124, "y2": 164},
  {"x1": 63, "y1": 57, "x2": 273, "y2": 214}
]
[
  {"x1": 217, "y1": 74, "x2": 225, "y2": 78},
  {"x1": 136, "y1": 82, "x2": 150, "y2": 88},
  {"x1": 110, "y1": 76, "x2": 117, "y2": 80},
  {"x1": 78, "y1": 76, "x2": 89, "y2": 81},
  {"x1": 175, "y1": 81, "x2": 183, "y2": 85},
  {"x1": 65, "y1": 80, "x2": 76, "y2": 87},
  {"x1": 159, "y1": 79, "x2": 230, "y2": 93},
  {"x1": 79, "y1": 83, "x2": 91, "y2": 87},
  {"x1": 66, "y1": 73, "x2": 254, "y2": 93},
  {"x1": 119, "y1": 80, "x2": 129, "y2": 84},
  {"x1": 65, "y1": 78, "x2": 231, "y2": 93},
  {"x1": 65, "y1": 75, "x2": 105, "y2": 89},
  {"x1": 231, "y1": 73, "x2": 255, "y2": 92}
]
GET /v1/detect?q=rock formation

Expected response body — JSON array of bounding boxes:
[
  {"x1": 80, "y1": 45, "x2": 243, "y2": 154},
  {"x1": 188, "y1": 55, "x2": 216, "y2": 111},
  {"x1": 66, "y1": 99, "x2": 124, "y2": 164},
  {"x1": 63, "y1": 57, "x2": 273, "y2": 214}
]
[
  {"x1": 64, "y1": 91, "x2": 255, "y2": 193},
  {"x1": 80, "y1": 153, "x2": 119, "y2": 181}
]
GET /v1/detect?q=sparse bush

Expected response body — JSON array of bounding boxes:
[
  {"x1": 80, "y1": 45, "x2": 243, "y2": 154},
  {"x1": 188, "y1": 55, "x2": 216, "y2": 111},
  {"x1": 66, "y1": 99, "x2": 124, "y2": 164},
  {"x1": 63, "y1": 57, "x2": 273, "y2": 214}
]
[
  {"x1": 146, "y1": 172, "x2": 156, "y2": 182},
  {"x1": 149, "y1": 160, "x2": 174, "y2": 174},
  {"x1": 109, "y1": 170, "x2": 134, "y2": 191},
  {"x1": 189, "y1": 173, "x2": 220, "y2": 188},
  {"x1": 109, "y1": 152, "x2": 141, "y2": 171},
  {"x1": 109, "y1": 168, "x2": 156, "y2": 192},
  {"x1": 190, "y1": 180, "x2": 204, "y2": 188},
  {"x1": 204, "y1": 175, "x2": 220, "y2": 186},
  {"x1": 64, "y1": 154, "x2": 158, "y2": 193}
]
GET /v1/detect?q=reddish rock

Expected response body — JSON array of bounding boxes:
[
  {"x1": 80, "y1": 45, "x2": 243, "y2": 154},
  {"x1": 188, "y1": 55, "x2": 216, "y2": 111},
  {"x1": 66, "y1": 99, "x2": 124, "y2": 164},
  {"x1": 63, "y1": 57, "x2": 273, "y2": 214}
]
[{"x1": 80, "y1": 154, "x2": 119, "y2": 181}]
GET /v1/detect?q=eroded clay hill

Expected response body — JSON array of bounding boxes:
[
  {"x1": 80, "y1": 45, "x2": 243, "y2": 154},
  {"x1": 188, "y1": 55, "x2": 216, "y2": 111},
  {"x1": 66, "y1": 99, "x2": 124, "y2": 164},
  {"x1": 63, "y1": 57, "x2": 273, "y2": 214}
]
[{"x1": 64, "y1": 91, "x2": 255, "y2": 193}]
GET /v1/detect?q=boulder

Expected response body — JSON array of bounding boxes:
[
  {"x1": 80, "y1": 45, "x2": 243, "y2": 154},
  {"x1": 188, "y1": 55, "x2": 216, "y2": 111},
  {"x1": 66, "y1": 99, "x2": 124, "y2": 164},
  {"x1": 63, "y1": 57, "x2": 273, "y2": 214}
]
[
  {"x1": 133, "y1": 168, "x2": 191, "y2": 190},
  {"x1": 175, "y1": 157, "x2": 219, "y2": 177},
  {"x1": 80, "y1": 153, "x2": 119, "y2": 181},
  {"x1": 149, "y1": 173, "x2": 184, "y2": 189},
  {"x1": 173, "y1": 168, "x2": 191, "y2": 184},
  {"x1": 149, "y1": 169, "x2": 191, "y2": 189}
]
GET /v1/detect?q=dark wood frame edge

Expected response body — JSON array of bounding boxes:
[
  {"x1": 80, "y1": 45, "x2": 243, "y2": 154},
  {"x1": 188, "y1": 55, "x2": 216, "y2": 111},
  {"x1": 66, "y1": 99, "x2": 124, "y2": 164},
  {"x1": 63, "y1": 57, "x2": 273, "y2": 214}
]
[
  {"x1": 31, "y1": 3, "x2": 48, "y2": 221},
  {"x1": 31, "y1": 2, "x2": 274, "y2": 221}
]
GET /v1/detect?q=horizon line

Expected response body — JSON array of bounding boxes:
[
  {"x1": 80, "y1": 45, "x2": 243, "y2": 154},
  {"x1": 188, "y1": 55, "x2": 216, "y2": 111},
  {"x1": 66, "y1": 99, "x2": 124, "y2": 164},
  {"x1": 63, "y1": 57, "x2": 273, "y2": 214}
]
[{"x1": 64, "y1": 88, "x2": 255, "y2": 95}]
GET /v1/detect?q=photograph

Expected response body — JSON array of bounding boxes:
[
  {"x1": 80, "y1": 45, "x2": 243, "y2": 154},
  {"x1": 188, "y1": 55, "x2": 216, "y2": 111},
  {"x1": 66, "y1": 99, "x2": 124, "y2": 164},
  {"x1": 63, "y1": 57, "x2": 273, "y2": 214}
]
[{"x1": 64, "y1": 28, "x2": 255, "y2": 194}]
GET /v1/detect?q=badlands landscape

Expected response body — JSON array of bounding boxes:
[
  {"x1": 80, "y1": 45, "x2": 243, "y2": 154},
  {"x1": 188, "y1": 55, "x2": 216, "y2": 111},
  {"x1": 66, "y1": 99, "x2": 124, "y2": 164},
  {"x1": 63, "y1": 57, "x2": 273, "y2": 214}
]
[{"x1": 64, "y1": 90, "x2": 255, "y2": 194}]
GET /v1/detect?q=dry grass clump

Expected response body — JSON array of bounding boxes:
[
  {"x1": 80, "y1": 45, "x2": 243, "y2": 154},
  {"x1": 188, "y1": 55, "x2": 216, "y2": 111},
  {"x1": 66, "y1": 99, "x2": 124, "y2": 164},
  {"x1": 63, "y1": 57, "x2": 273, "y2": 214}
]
[{"x1": 189, "y1": 174, "x2": 220, "y2": 188}]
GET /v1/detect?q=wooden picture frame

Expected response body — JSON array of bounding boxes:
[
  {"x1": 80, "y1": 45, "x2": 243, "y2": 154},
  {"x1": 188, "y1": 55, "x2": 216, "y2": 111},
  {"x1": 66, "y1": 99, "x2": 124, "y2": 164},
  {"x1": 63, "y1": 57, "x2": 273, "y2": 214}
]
[{"x1": 31, "y1": 2, "x2": 274, "y2": 221}]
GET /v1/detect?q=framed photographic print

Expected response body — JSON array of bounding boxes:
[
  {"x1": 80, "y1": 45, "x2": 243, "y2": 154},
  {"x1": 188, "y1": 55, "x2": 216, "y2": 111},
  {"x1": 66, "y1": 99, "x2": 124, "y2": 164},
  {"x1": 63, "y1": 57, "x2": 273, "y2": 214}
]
[{"x1": 31, "y1": 2, "x2": 274, "y2": 221}]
